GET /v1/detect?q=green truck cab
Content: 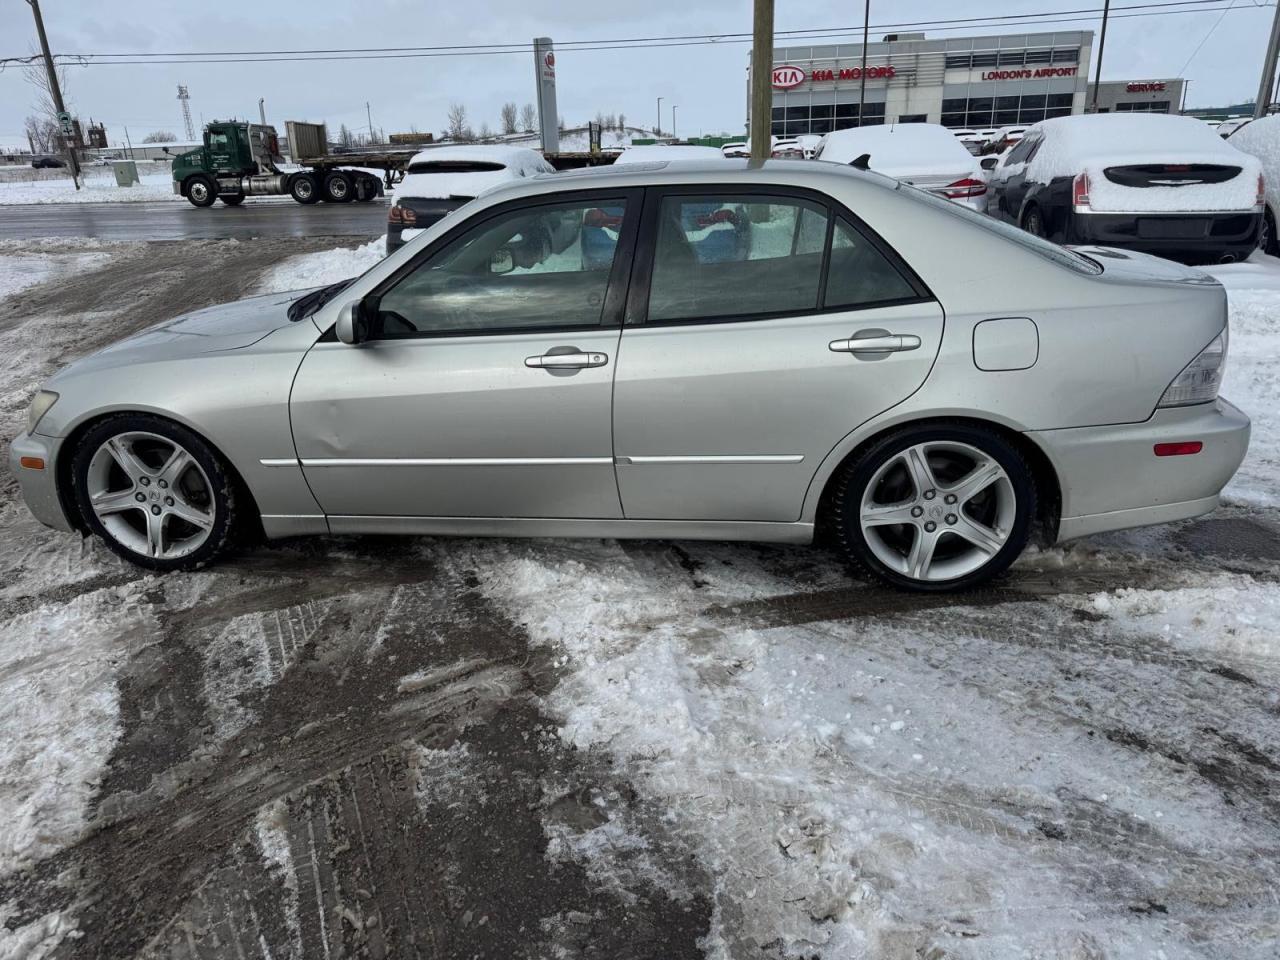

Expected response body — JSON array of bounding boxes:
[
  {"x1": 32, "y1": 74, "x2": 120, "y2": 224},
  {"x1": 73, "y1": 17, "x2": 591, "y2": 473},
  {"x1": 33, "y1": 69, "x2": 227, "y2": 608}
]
[{"x1": 172, "y1": 119, "x2": 387, "y2": 207}]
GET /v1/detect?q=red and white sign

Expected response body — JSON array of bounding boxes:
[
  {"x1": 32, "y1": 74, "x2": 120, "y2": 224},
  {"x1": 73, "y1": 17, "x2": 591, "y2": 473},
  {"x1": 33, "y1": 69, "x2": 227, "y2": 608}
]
[
  {"x1": 1126, "y1": 81, "x2": 1166, "y2": 92},
  {"x1": 771, "y1": 65, "x2": 805, "y2": 89},
  {"x1": 811, "y1": 65, "x2": 895, "y2": 82},
  {"x1": 981, "y1": 66, "x2": 1078, "y2": 81}
]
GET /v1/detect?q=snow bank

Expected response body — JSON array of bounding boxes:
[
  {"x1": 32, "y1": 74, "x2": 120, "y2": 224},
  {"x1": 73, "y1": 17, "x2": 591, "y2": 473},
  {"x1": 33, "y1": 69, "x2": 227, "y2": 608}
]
[
  {"x1": 0, "y1": 171, "x2": 179, "y2": 205},
  {"x1": 0, "y1": 247, "x2": 110, "y2": 303},
  {"x1": 1025, "y1": 114, "x2": 1262, "y2": 213},
  {"x1": 256, "y1": 237, "x2": 386, "y2": 293}
]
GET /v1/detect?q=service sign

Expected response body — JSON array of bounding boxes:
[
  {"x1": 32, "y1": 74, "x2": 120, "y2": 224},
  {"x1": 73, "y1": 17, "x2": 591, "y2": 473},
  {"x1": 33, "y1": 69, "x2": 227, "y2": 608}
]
[
  {"x1": 1126, "y1": 81, "x2": 1166, "y2": 92},
  {"x1": 771, "y1": 65, "x2": 806, "y2": 89}
]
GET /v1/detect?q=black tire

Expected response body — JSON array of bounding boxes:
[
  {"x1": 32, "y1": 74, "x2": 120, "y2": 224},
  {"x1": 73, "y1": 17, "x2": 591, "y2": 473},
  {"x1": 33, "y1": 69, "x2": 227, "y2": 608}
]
[
  {"x1": 1263, "y1": 209, "x2": 1278, "y2": 257},
  {"x1": 830, "y1": 423, "x2": 1036, "y2": 593},
  {"x1": 323, "y1": 171, "x2": 354, "y2": 203},
  {"x1": 355, "y1": 175, "x2": 380, "y2": 202},
  {"x1": 289, "y1": 173, "x2": 320, "y2": 204},
  {"x1": 185, "y1": 175, "x2": 217, "y2": 207},
  {"x1": 220, "y1": 193, "x2": 245, "y2": 206},
  {"x1": 71, "y1": 414, "x2": 239, "y2": 572},
  {"x1": 1022, "y1": 206, "x2": 1046, "y2": 239}
]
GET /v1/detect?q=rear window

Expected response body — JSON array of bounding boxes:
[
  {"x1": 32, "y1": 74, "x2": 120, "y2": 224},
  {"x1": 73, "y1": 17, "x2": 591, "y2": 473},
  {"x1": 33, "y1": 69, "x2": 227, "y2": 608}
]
[
  {"x1": 892, "y1": 178, "x2": 1102, "y2": 275},
  {"x1": 406, "y1": 160, "x2": 506, "y2": 175}
]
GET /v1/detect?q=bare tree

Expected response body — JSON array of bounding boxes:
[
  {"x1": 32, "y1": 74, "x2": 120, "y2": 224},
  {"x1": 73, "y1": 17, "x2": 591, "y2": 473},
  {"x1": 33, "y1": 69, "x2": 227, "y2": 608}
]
[
  {"x1": 447, "y1": 103, "x2": 468, "y2": 141},
  {"x1": 337, "y1": 123, "x2": 355, "y2": 147},
  {"x1": 24, "y1": 114, "x2": 56, "y2": 152},
  {"x1": 618, "y1": 113, "x2": 626, "y2": 132},
  {"x1": 141, "y1": 130, "x2": 177, "y2": 143},
  {"x1": 23, "y1": 50, "x2": 72, "y2": 125},
  {"x1": 500, "y1": 102, "x2": 518, "y2": 136},
  {"x1": 558, "y1": 115, "x2": 565, "y2": 134},
  {"x1": 520, "y1": 103, "x2": 537, "y2": 133},
  {"x1": 604, "y1": 113, "x2": 617, "y2": 131},
  {"x1": 594, "y1": 111, "x2": 606, "y2": 128},
  {"x1": 479, "y1": 122, "x2": 493, "y2": 140}
]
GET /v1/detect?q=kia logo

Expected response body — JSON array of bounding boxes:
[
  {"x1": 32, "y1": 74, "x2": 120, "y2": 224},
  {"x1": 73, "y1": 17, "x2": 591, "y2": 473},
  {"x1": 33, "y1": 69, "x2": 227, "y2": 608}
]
[
  {"x1": 545, "y1": 52, "x2": 555, "y2": 69},
  {"x1": 771, "y1": 65, "x2": 805, "y2": 89}
]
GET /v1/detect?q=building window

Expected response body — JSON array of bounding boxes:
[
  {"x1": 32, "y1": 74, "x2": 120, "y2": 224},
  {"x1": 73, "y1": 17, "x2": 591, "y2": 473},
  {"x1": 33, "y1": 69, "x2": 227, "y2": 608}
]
[
  {"x1": 1024, "y1": 49, "x2": 1052, "y2": 64},
  {"x1": 773, "y1": 101, "x2": 885, "y2": 136},
  {"x1": 944, "y1": 53, "x2": 972, "y2": 69},
  {"x1": 939, "y1": 91, "x2": 1079, "y2": 129},
  {"x1": 997, "y1": 50, "x2": 1025, "y2": 66},
  {"x1": 942, "y1": 47, "x2": 1078, "y2": 71},
  {"x1": 1051, "y1": 47, "x2": 1079, "y2": 63},
  {"x1": 1115, "y1": 100, "x2": 1172, "y2": 113}
]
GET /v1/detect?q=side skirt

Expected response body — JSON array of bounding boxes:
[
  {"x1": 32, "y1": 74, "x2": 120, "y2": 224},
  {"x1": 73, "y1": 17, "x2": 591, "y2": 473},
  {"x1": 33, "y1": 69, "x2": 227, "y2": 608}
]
[{"x1": 320, "y1": 515, "x2": 816, "y2": 544}]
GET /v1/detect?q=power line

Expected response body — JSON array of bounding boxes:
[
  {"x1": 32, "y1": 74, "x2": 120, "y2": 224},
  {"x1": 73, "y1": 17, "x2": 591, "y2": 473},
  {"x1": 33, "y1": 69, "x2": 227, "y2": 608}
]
[{"x1": 0, "y1": 0, "x2": 1259, "y2": 67}]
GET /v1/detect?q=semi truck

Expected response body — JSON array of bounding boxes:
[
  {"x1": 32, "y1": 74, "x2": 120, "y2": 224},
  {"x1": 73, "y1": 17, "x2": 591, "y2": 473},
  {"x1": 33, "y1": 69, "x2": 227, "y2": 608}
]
[{"x1": 170, "y1": 120, "x2": 414, "y2": 207}]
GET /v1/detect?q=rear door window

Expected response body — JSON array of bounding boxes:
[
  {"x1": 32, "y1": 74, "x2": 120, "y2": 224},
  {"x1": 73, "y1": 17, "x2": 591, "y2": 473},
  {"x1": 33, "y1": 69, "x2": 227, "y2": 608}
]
[
  {"x1": 824, "y1": 219, "x2": 920, "y2": 308},
  {"x1": 646, "y1": 196, "x2": 829, "y2": 323}
]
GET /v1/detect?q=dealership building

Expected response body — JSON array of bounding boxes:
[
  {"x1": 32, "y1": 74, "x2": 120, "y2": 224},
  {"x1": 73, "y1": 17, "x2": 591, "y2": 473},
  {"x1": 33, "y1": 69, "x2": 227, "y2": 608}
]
[{"x1": 753, "y1": 30, "x2": 1187, "y2": 137}]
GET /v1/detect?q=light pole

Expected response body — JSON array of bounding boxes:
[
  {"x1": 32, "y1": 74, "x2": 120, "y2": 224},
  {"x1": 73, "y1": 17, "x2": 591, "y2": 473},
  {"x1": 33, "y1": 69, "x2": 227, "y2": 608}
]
[
  {"x1": 858, "y1": 0, "x2": 870, "y2": 126},
  {"x1": 1090, "y1": 0, "x2": 1112, "y2": 113},
  {"x1": 25, "y1": 0, "x2": 81, "y2": 188},
  {"x1": 657, "y1": 97, "x2": 663, "y2": 137},
  {"x1": 672, "y1": 105, "x2": 679, "y2": 139}
]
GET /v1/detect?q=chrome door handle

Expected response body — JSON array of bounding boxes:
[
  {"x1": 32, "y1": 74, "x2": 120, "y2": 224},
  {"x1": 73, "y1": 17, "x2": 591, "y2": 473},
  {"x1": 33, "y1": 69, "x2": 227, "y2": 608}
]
[
  {"x1": 829, "y1": 334, "x2": 922, "y2": 354},
  {"x1": 524, "y1": 351, "x2": 608, "y2": 369}
]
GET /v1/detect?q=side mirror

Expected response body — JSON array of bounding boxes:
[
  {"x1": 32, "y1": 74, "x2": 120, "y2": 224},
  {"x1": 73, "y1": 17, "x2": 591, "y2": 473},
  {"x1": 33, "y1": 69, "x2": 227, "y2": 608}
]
[
  {"x1": 335, "y1": 299, "x2": 369, "y2": 345},
  {"x1": 490, "y1": 247, "x2": 515, "y2": 274},
  {"x1": 980, "y1": 156, "x2": 999, "y2": 171}
]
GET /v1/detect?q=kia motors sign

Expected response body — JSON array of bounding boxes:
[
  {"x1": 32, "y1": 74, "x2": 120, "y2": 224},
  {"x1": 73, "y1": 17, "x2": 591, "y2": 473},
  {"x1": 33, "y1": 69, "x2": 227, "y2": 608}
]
[{"x1": 771, "y1": 65, "x2": 805, "y2": 89}]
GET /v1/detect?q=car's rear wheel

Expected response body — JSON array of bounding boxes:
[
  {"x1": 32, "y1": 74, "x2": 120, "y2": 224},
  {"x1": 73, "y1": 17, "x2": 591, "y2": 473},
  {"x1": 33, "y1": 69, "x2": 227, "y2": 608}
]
[
  {"x1": 71, "y1": 415, "x2": 237, "y2": 571},
  {"x1": 1022, "y1": 206, "x2": 1046, "y2": 239},
  {"x1": 1262, "y1": 208, "x2": 1278, "y2": 257},
  {"x1": 831, "y1": 424, "x2": 1036, "y2": 592},
  {"x1": 186, "y1": 176, "x2": 217, "y2": 207}
]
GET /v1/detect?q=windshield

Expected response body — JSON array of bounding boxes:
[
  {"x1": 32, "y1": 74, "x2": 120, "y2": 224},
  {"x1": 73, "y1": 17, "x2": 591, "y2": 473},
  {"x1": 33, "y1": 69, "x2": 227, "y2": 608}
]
[{"x1": 891, "y1": 178, "x2": 1102, "y2": 275}]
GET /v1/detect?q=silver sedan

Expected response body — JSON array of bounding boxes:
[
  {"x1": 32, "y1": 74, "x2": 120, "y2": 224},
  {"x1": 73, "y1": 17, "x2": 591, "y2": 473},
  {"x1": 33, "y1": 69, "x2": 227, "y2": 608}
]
[{"x1": 10, "y1": 160, "x2": 1250, "y2": 591}]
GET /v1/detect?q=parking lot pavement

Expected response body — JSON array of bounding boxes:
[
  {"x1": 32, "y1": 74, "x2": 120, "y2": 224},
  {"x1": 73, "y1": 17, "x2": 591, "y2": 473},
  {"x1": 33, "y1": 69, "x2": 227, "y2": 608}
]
[
  {"x1": 1, "y1": 241, "x2": 1279, "y2": 958},
  {"x1": 0, "y1": 200, "x2": 388, "y2": 242}
]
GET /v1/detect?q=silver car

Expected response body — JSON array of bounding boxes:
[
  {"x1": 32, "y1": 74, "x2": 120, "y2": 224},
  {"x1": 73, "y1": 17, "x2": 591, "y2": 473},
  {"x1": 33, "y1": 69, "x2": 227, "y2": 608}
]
[{"x1": 10, "y1": 161, "x2": 1250, "y2": 592}]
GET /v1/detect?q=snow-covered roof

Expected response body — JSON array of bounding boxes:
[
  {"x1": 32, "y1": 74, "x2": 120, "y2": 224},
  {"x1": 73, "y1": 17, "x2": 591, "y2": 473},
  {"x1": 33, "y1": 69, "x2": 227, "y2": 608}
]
[
  {"x1": 406, "y1": 143, "x2": 547, "y2": 166},
  {"x1": 816, "y1": 124, "x2": 978, "y2": 176},
  {"x1": 612, "y1": 144, "x2": 726, "y2": 165}
]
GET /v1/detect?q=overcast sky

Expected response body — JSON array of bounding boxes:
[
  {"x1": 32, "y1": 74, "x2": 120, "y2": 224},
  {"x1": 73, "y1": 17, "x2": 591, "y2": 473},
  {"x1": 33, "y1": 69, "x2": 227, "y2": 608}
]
[{"x1": 1, "y1": 0, "x2": 1276, "y2": 147}]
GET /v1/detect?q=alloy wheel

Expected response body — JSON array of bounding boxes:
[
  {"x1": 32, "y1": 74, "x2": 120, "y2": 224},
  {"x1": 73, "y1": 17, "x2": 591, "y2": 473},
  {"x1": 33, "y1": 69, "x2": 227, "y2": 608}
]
[
  {"x1": 859, "y1": 441, "x2": 1016, "y2": 582},
  {"x1": 85, "y1": 431, "x2": 216, "y2": 560}
]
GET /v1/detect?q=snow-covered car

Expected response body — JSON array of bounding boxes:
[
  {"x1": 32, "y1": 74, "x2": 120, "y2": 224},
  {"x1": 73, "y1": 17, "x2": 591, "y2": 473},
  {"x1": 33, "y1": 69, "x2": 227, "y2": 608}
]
[
  {"x1": 386, "y1": 145, "x2": 555, "y2": 254},
  {"x1": 721, "y1": 141, "x2": 748, "y2": 158},
  {"x1": 815, "y1": 123, "x2": 989, "y2": 211},
  {"x1": 987, "y1": 114, "x2": 1264, "y2": 263},
  {"x1": 1225, "y1": 114, "x2": 1280, "y2": 253},
  {"x1": 11, "y1": 159, "x2": 1249, "y2": 592},
  {"x1": 614, "y1": 144, "x2": 725, "y2": 164},
  {"x1": 989, "y1": 126, "x2": 1028, "y2": 153},
  {"x1": 771, "y1": 138, "x2": 805, "y2": 159}
]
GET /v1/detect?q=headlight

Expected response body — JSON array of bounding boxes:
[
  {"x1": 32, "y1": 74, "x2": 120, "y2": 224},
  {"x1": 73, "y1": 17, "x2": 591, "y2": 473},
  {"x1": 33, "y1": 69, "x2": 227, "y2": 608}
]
[
  {"x1": 27, "y1": 390, "x2": 59, "y2": 433},
  {"x1": 1158, "y1": 329, "x2": 1227, "y2": 408}
]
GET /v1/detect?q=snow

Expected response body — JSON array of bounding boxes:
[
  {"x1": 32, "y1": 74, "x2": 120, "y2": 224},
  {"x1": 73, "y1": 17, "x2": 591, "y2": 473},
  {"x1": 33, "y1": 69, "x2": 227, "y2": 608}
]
[
  {"x1": 1023, "y1": 114, "x2": 1263, "y2": 213},
  {"x1": 0, "y1": 245, "x2": 110, "y2": 301},
  {"x1": 816, "y1": 123, "x2": 979, "y2": 178},
  {"x1": 612, "y1": 144, "x2": 726, "y2": 165},
  {"x1": 256, "y1": 237, "x2": 386, "y2": 293},
  {"x1": 0, "y1": 169, "x2": 179, "y2": 205},
  {"x1": 1223, "y1": 114, "x2": 1280, "y2": 219}
]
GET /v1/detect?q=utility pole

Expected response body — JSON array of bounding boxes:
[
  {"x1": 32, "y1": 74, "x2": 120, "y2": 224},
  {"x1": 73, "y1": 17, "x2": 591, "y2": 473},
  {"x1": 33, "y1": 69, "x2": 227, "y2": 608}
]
[
  {"x1": 1255, "y1": 1, "x2": 1280, "y2": 117},
  {"x1": 124, "y1": 125, "x2": 134, "y2": 160},
  {"x1": 672, "y1": 105, "x2": 678, "y2": 139},
  {"x1": 750, "y1": 0, "x2": 774, "y2": 160},
  {"x1": 858, "y1": 0, "x2": 870, "y2": 126},
  {"x1": 366, "y1": 101, "x2": 375, "y2": 141},
  {"x1": 1090, "y1": 0, "x2": 1112, "y2": 113},
  {"x1": 657, "y1": 97, "x2": 663, "y2": 138},
  {"x1": 258, "y1": 98, "x2": 267, "y2": 125},
  {"x1": 25, "y1": 0, "x2": 81, "y2": 188}
]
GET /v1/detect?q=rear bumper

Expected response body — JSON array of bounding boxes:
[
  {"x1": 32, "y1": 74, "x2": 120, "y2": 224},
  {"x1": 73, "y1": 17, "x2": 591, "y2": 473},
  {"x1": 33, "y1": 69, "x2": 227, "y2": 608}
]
[
  {"x1": 9, "y1": 431, "x2": 75, "y2": 533},
  {"x1": 1065, "y1": 210, "x2": 1261, "y2": 260},
  {"x1": 1028, "y1": 398, "x2": 1251, "y2": 542},
  {"x1": 386, "y1": 197, "x2": 469, "y2": 254}
]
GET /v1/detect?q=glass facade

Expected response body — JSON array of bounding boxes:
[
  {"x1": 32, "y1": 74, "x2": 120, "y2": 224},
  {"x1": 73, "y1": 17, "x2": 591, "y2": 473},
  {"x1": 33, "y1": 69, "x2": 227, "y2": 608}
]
[
  {"x1": 943, "y1": 47, "x2": 1079, "y2": 70},
  {"x1": 771, "y1": 102, "x2": 886, "y2": 138},
  {"x1": 940, "y1": 93, "x2": 1074, "y2": 129},
  {"x1": 1114, "y1": 100, "x2": 1172, "y2": 113}
]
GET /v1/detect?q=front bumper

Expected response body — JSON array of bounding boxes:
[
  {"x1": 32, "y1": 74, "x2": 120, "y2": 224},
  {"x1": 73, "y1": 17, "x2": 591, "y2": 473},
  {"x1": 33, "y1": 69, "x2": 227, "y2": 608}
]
[
  {"x1": 1065, "y1": 210, "x2": 1261, "y2": 260},
  {"x1": 1029, "y1": 398, "x2": 1251, "y2": 542},
  {"x1": 9, "y1": 431, "x2": 75, "y2": 533}
]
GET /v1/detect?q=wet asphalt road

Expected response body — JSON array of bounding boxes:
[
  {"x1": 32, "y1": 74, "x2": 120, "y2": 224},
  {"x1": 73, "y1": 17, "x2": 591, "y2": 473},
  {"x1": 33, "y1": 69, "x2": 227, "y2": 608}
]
[{"x1": 0, "y1": 200, "x2": 388, "y2": 241}]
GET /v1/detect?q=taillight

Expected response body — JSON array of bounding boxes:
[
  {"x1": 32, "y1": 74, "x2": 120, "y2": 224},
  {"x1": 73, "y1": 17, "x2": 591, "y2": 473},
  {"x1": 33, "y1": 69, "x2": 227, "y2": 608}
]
[
  {"x1": 1257, "y1": 172, "x2": 1266, "y2": 208},
  {"x1": 1072, "y1": 172, "x2": 1091, "y2": 211},
  {"x1": 941, "y1": 177, "x2": 987, "y2": 199},
  {"x1": 1154, "y1": 441, "x2": 1203, "y2": 457},
  {"x1": 387, "y1": 205, "x2": 415, "y2": 225},
  {"x1": 1157, "y1": 329, "x2": 1228, "y2": 408}
]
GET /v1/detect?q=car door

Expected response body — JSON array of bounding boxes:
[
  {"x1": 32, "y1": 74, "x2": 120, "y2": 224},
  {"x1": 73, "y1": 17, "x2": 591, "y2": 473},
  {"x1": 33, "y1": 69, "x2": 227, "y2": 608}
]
[
  {"x1": 989, "y1": 132, "x2": 1040, "y2": 223},
  {"x1": 611, "y1": 188, "x2": 945, "y2": 523},
  {"x1": 290, "y1": 189, "x2": 640, "y2": 520}
]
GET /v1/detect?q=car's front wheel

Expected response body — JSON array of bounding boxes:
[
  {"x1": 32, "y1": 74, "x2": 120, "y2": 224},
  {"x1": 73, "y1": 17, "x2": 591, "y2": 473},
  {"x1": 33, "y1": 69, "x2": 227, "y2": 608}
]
[
  {"x1": 71, "y1": 415, "x2": 237, "y2": 571},
  {"x1": 831, "y1": 424, "x2": 1036, "y2": 592}
]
